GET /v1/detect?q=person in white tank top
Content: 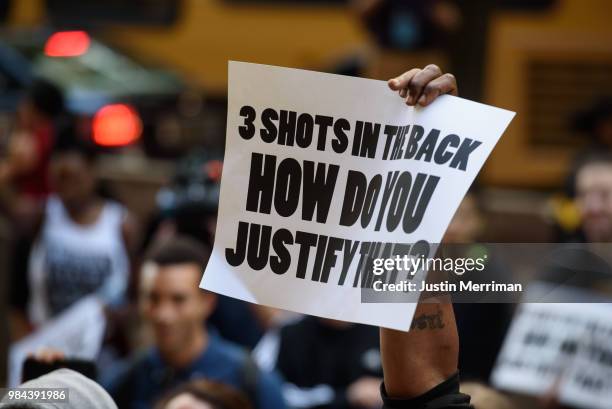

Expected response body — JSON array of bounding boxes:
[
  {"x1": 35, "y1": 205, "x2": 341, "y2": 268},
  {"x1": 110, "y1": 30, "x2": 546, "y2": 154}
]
[{"x1": 27, "y1": 144, "x2": 137, "y2": 326}]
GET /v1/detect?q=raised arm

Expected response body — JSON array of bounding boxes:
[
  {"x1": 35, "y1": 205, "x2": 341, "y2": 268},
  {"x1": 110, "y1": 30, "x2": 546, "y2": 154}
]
[
  {"x1": 381, "y1": 302, "x2": 458, "y2": 396},
  {"x1": 380, "y1": 67, "x2": 471, "y2": 409}
]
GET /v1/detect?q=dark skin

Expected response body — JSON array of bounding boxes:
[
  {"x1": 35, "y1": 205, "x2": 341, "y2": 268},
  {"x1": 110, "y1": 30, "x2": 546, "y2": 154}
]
[{"x1": 383, "y1": 64, "x2": 459, "y2": 399}]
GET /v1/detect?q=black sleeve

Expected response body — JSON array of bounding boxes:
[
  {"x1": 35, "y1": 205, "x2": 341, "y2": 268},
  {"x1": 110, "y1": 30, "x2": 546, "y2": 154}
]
[
  {"x1": 381, "y1": 372, "x2": 473, "y2": 409},
  {"x1": 108, "y1": 373, "x2": 134, "y2": 409}
]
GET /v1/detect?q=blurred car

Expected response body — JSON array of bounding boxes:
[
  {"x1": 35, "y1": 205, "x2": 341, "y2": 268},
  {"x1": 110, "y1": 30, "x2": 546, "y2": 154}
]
[{"x1": 0, "y1": 28, "x2": 208, "y2": 157}]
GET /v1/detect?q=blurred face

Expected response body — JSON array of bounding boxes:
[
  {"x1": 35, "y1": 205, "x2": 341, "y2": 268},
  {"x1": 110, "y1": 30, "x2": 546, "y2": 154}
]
[
  {"x1": 576, "y1": 163, "x2": 612, "y2": 242},
  {"x1": 164, "y1": 393, "x2": 214, "y2": 409},
  {"x1": 50, "y1": 152, "x2": 96, "y2": 209},
  {"x1": 140, "y1": 262, "x2": 216, "y2": 356},
  {"x1": 444, "y1": 194, "x2": 482, "y2": 243}
]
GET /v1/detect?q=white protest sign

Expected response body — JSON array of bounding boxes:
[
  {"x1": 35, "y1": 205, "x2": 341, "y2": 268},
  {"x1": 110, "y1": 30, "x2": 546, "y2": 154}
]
[
  {"x1": 8, "y1": 295, "x2": 106, "y2": 387},
  {"x1": 492, "y1": 302, "x2": 612, "y2": 409},
  {"x1": 201, "y1": 61, "x2": 515, "y2": 330}
]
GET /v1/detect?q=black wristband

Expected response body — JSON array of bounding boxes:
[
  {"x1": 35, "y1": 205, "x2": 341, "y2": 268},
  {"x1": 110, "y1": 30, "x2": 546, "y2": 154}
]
[{"x1": 381, "y1": 372, "x2": 473, "y2": 409}]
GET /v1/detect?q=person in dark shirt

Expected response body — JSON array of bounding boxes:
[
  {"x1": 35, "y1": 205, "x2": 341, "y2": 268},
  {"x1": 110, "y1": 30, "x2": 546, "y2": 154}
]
[
  {"x1": 443, "y1": 187, "x2": 513, "y2": 381},
  {"x1": 255, "y1": 317, "x2": 383, "y2": 409},
  {"x1": 106, "y1": 236, "x2": 286, "y2": 409},
  {"x1": 531, "y1": 153, "x2": 612, "y2": 409},
  {"x1": 381, "y1": 64, "x2": 472, "y2": 409}
]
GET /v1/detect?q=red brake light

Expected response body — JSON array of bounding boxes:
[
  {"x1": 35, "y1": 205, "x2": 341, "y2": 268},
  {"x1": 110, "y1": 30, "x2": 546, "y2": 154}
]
[
  {"x1": 45, "y1": 31, "x2": 90, "y2": 57},
  {"x1": 92, "y1": 104, "x2": 142, "y2": 147}
]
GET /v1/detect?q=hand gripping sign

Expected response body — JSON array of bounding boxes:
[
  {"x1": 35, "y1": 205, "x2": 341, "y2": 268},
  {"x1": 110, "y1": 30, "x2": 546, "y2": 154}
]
[{"x1": 200, "y1": 61, "x2": 515, "y2": 331}]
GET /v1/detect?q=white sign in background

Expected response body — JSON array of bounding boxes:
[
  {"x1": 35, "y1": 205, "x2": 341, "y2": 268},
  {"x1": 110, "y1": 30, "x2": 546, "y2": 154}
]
[
  {"x1": 8, "y1": 295, "x2": 106, "y2": 387},
  {"x1": 201, "y1": 61, "x2": 515, "y2": 330},
  {"x1": 492, "y1": 302, "x2": 612, "y2": 409}
]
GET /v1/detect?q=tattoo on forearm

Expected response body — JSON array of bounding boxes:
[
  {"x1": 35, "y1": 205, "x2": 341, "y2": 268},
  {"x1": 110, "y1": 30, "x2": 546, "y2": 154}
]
[{"x1": 410, "y1": 308, "x2": 445, "y2": 330}]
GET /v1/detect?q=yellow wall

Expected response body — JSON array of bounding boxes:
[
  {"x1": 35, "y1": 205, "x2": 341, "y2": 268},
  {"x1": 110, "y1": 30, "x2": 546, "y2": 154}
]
[
  {"x1": 9, "y1": 0, "x2": 612, "y2": 188},
  {"x1": 7, "y1": 0, "x2": 45, "y2": 26},
  {"x1": 101, "y1": 0, "x2": 612, "y2": 187},
  {"x1": 102, "y1": 0, "x2": 369, "y2": 94},
  {"x1": 483, "y1": 0, "x2": 612, "y2": 187}
]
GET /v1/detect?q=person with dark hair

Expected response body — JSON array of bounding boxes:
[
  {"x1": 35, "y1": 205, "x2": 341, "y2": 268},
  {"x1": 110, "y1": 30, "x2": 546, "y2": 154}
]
[
  {"x1": 563, "y1": 97, "x2": 612, "y2": 195},
  {"x1": 541, "y1": 152, "x2": 612, "y2": 293},
  {"x1": 147, "y1": 151, "x2": 282, "y2": 350},
  {"x1": 106, "y1": 236, "x2": 286, "y2": 409},
  {"x1": 2, "y1": 79, "x2": 71, "y2": 341},
  {"x1": 557, "y1": 150, "x2": 612, "y2": 242},
  {"x1": 536, "y1": 153, "x2": 612, "y2": 409},
  {"x1": 558, "y1": 98, "x2": 612, "y2": 239},
  {"x1": 572, "y1": 151, "x2": 612, "y2": 243},
  {"x1": 24, "y1": 142, "x2": 138, "y2": 326},
  {"x1": 0, "y1": 79, "x2": 65, "y2": 204},
  {"x1": 155, "y1": 379, "x2": 254, "y2": 409}
]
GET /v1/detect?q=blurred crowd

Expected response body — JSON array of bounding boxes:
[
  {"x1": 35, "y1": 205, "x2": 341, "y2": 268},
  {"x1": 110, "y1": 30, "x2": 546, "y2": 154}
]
[{"x1": 0, "y1": 1, "x2": 611, "y2": 409}]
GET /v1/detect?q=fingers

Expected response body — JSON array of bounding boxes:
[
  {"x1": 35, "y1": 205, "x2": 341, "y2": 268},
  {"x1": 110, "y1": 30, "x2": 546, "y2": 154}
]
[
  {"x1": 28, "y1": 348, "x2": 66, "y2": 364},
  {"x1": 417, "y1": 73, "x2": 458, "y2": 107},
  {"x1": 388, "y1": 64, "x2": 458, "y2": 107},
  {"x1": 404, "y1": 64, "x2": 443, "y2": 106},
  {"x1": 388, "y1": 68, "x2": 420, "y2": 90}
]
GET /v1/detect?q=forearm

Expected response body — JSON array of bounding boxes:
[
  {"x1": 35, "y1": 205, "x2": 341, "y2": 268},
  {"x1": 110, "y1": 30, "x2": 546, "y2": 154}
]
[
  {"x1": 379, "y1": 64, "x2": 466, "y2": 408},
  {"x1": 380, "y1": 300, "x2": 458, "y2": 398}
]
